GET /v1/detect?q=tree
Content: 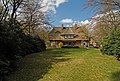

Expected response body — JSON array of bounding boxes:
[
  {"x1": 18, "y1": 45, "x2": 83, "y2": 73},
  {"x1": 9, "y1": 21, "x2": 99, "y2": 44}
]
[
  {"x1": 87, "y1": 0, "x2": 120, "y2": 29},
  {"x1": 0, "y1": 0, "x2": 23, "y2": 22},
  {"x1": 87, "y1": 0, "x2": 120, "y2": 11},
  {"x1": 87, "y1": 0, "x2": 120, "y2": 61},
  {"x1": 37, "y1": 28, "x2": 49, "y2": 41},
  {"x1": 109, "y1": 28, "x2": 120, "y2": 60},
  {"x1": 0, "y1": 0, "x2": 48, "y2": 80},
  {"x1": 87, "y1": 0, "x2": 120, "y2": 44},
  {"x1": 18, "y1": 0, "x2": 51, "y2": 36},
  {"x1": 91, "y1": 21, "x2": 114, "y2": 44},
  {"x1": 101, "y1": 28, "x2": 120, "y2": 60}
]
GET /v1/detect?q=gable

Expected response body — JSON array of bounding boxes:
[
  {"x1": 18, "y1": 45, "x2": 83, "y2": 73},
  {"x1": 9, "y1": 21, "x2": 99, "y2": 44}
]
[{"x1": 49, "y1": 25, "x2": 89, "y2": 40}]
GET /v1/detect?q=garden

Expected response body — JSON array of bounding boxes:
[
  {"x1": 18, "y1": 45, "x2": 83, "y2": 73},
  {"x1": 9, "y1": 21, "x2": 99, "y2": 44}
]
[{"x1": 6, "y1": 48, "x2": 120, "y2": 81}]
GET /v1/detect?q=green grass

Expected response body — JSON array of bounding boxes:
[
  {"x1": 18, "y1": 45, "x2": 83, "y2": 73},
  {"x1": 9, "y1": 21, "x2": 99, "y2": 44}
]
[{"x1": 6, "y1": 48, "x2": 120, "y2": 81}]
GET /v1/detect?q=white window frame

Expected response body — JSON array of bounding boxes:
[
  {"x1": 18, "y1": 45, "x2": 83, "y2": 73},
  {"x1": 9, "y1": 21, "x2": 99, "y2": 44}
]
[{"x1": 64, "y1": 34, "x2": 74, "y2": 38}]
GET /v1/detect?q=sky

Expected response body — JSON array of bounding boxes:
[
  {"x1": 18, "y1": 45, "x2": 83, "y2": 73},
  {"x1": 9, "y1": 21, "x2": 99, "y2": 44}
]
[{"x1": 42, "y1": 0, "x2": 95, "y2": 26}]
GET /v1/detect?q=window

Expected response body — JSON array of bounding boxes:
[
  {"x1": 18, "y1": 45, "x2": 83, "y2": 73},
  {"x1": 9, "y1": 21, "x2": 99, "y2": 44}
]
[
  {"x1": 70, "y1": 35, "x2": 74, "y2": 38},
  {"x1": 64, "y1": 35, "x2": 68, "y2": 38},
  {"x1": 68, "y1": 35, "x2": 70, "y2": 38},
  {"x1": 64, "y1": 34, "x2": 74, "y2": 38},
  {"x1": 55, "y1": 31, "x2": 60, "y2": 37}
]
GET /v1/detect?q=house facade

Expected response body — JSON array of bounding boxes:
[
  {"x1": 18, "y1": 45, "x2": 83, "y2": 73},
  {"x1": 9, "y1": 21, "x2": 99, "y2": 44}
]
[{"x1": 49, "y1": 24, "x2": 90, "y2": 47}]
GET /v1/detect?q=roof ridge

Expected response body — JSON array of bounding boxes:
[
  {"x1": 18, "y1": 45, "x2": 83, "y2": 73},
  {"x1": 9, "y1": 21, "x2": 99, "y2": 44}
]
[{"x1": 61, "y1": 27, "x2": 75, "y2": 34}]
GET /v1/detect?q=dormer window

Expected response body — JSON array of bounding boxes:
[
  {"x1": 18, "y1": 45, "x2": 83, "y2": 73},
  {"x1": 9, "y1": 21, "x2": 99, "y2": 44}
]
[
  {"x1": 64, "y1": 34, "x2": 74, "y2": 38},
  {"x1": 64, "y1": 35, "x2": 68, "y2": 38},
  {"x1": 55, "y1": 31, "x2": 60, "y2": 37}
]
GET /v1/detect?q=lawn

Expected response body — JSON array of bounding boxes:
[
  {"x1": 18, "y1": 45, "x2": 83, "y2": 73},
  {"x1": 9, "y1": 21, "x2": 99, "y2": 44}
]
[{"x1": 6, "y1": 48, "x2": 120, "y2": 81}]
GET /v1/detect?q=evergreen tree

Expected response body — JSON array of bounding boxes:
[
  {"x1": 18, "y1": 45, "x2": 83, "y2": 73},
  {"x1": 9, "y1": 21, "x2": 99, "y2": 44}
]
[{"x1": 101, "y1": 28, "x2": 120, "y2": 60}]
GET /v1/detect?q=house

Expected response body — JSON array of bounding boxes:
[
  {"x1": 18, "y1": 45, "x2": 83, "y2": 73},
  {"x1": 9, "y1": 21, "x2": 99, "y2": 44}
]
[{"x1": 49, "y1": 24, "x2": 90, "y2": 47}]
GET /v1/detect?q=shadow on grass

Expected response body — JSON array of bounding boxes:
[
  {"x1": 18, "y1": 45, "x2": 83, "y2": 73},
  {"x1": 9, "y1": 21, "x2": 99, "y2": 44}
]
[
  {"x1": 6, "y1": 48, "x2": 71, "y2": 81},
  {"x1": 111, "y1": 71, "x2": 120, "y2": 81}
]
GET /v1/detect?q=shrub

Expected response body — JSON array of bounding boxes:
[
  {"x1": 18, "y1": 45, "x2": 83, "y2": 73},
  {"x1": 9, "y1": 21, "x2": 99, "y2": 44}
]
[
  {"x1": 0, "y1": 19, "x2": 46, "y2": 80},
  {"x1": 101, "y1": 36, "x2": 113, "y2": 55},
  {"x1": 58, "y1": 42, "x2": 63, "y2": 48},
  {"x1": 101, "y1": 28, "x2": 120, "y2": 60}
]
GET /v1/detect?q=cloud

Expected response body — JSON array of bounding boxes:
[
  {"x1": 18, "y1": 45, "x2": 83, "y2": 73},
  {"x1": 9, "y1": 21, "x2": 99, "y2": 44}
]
[
  {"x1": 56, "y1": 0, "x2": 68, "y2": 7},
  {"x1": 41, "y1": 0, "x2": 55, "y2": 13},
  {"x1": 61, "y1": 18, "x2": 73, "y2": 23},
  {"x1": 78, "y1": 20, "x2": 90, "y2": 26},
  {"x1": 60, "y1": 19, "x2": 91, "y2": 26},
  {"x1": 41, "y1": 0, "x2": 68, "y2": 14},
  {"x1": 81, "y1": 20, "x2": 90, "y2": 24}
]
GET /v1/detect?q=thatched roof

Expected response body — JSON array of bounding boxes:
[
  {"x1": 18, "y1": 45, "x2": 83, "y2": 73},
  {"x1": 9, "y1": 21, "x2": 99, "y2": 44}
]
[{"x1": 49, "y1": 25, "x2": 89, "y2": 41}]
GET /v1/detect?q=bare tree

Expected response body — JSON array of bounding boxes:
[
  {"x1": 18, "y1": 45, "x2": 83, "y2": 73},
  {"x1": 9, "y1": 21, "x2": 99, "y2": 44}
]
[
  {"x1": 0, "y1": 0, "x2": 23, "y2": 22},
  {"x1": 0, "y1": 0, "x2": 10, "y2": 22},
  {"x1": 10, "y1": 0, "x2": 23, "y2": 19},
  {"x1": 87, "y1": 0, "x2": 120, "y2": 12},
  {"x1": 87, "y1": 0, "x2": 120, "y2": 26},
  {"x1": 18, "y1": 0, "x2": 51, "y2": 36},
  {"x1": 0, "y1": 0, "x2": 51, "y2": 36},
  {"x1": 86, "y1": 0, "x2": 120, "y2": 43},
  {"x1": 91, "y1": 21, "x2": 113, "y2": 43}
]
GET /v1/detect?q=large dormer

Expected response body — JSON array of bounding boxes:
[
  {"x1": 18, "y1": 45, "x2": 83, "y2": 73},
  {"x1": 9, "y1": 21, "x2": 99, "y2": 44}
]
[{"x1": 61, "y1": 27, "x2": 75, "y2": 39}]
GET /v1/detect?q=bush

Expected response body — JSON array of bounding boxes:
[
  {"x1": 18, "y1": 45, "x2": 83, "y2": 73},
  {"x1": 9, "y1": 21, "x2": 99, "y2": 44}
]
[
  {"x1": 101, "y1": 36, "x2": 113, "y2": 55},
  {"x1": 101, "y1": 28, "x2": 120, "y2": 60},
  {"x1": 58, "y1": 42, "x2": 63, "y2": 48},
  {"x1": 0, "y1": 19, "x2": 46, "y2": 80}
]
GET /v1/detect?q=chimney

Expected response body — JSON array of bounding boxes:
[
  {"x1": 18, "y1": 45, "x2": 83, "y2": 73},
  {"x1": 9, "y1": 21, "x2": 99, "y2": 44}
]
[
  {"x1": 74, "y1": 24, "x2": 79, "y2": 30},
  {"x1": 75, "y1": 24, "x2": 77, "y2": 27},
  {"x1": 62, "y1": 24, "x2": 64, "y2": 27},
  {"x1": 62, "y1": 24, "x2": 65, "y2": 29}
]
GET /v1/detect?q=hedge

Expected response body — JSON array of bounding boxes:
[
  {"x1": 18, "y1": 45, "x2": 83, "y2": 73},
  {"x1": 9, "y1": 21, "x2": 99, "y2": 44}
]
[{"x1": 0, "y1": 19, "x2": 46, "y2": 81}]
